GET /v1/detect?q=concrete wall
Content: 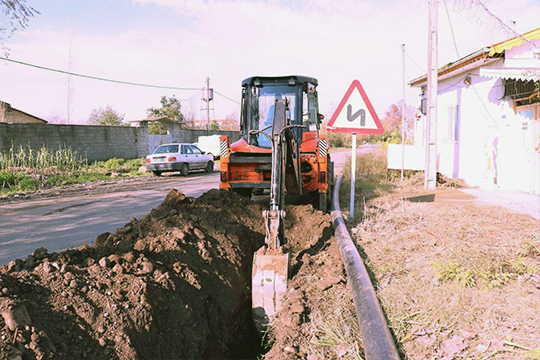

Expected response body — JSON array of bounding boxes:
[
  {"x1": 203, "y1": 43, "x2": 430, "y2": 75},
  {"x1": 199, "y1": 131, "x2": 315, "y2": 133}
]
[{"x1": 0, "y1": 122, "x2": 241, "y2": 163}]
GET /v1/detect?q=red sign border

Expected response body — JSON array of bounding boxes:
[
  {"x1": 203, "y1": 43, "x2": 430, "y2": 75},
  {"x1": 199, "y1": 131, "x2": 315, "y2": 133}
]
[{"x1": 327, "y1": 80, "x2": 384, "y2": 134}]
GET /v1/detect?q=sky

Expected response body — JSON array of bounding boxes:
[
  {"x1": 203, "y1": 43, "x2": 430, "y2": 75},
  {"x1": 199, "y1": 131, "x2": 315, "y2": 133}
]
[{"x1": 0, "y1": 0, "x2": 539, "y2": 125}]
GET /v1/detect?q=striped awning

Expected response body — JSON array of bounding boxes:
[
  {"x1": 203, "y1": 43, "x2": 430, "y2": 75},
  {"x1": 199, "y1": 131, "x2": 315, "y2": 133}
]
[
  {"x1": 489, "y1": 28, "x2": 540, "y2": 56},
  {"x1": 479, "y1": 67, "x2": 540, "y2": 81}
]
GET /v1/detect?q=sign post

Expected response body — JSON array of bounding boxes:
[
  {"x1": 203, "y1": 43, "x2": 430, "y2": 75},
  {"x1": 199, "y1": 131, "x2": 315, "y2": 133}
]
[{"x1": 327, "y1": 80, "x2": 384, "y2": 218}]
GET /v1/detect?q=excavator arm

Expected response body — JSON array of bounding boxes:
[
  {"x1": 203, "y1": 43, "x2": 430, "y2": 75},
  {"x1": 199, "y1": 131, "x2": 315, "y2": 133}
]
[{"x1": 251, "y1": 98, "x2": 304, "y2": 332}]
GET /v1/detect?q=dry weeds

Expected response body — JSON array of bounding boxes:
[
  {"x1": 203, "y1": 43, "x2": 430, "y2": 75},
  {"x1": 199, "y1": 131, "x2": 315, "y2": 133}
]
[
  {"x1": 331, "y1": 148, "x2": 540, "y2": 359},
  {"x1": 352, "y1": 193, "x2": 540, "y2": 359}
]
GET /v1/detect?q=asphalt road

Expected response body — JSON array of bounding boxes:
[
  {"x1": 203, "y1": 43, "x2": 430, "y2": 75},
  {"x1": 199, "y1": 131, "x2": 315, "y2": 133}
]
[
  {"x1": 0, "y1": 172, "x2": 220, "y2": 265},
  {"x1": 0, "y1": 146, "x2": 373, "y2": 266}
]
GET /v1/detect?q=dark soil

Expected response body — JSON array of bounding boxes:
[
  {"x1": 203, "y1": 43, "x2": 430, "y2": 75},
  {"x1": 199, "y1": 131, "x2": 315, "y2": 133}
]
[{"x1": 0, "y1": 189, "x2": 337, "y2": 360}]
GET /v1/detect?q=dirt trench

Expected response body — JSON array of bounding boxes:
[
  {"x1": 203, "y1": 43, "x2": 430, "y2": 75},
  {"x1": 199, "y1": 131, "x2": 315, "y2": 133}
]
[{"x1": 0, "y1": 189, "x2": 336, "y2": 360}]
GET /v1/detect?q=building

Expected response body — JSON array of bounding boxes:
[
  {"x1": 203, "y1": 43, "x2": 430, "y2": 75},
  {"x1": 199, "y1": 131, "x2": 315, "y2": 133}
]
[
  {"x1": 388, "y1": 28, "x2": 540, "y2": 194},
  {"x1": 0, "y1": 101, "x2": 48, "y2": 124}
]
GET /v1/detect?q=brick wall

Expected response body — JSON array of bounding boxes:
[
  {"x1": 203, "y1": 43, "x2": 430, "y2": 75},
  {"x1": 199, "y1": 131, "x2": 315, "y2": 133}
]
[
  {"x1": 0, "y1": 123, "x2": 241, "y2": 162},
  {"x1": 1, "y1": 109, "x2": 47, "y2": 124}
]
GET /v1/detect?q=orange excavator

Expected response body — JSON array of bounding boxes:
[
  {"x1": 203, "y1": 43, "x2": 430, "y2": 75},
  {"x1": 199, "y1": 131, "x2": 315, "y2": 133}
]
[{"x1": 219, "y1": 75, "x2": 333, "y2": 331}]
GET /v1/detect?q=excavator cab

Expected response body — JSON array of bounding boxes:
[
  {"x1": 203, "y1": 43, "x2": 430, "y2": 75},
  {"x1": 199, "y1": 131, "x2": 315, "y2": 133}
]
[{"x1": 219, "y1": 76, "x2": 332, "y2": 332}]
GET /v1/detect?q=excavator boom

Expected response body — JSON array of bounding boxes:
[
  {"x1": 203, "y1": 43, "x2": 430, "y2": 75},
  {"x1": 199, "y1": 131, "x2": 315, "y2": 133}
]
[{"x1": 218, "y1": 75, "x2": 333, "y2": 333}]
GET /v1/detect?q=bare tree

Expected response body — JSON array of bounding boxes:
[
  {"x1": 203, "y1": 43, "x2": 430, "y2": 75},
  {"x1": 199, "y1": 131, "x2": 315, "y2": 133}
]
[
  {"x1": 46, "y1": 113, "x2": 68, "y2": 124},
  {"x1": 0, "y1": 0, "x2": 39, "y2": 56}
]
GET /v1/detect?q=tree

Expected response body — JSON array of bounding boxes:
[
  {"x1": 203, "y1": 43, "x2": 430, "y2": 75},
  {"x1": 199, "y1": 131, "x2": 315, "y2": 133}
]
[
  {"x1": 146, "y1": 95, "x2": 185, "y2": 135},
  {"x1": 146, "y1": 95, "x2": 184, "y2": 123},
  {"x1": 1, "y1": 0, "x2": 39, "y2": 56},
  {"x1": 87, "y1": 106, "x2": 125, "y2": 126},
  {"x1": 379, "y1": 100, "x2": 416, "y2": 142},
  {"x1": 210, "y1": 120, "x2": 220, "y2": 131}
]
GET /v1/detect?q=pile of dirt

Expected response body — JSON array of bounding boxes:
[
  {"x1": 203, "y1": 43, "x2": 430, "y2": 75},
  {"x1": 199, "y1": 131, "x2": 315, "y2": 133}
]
[{"x1": 0, "y1": 189, "x2": 338, "y2": 360}]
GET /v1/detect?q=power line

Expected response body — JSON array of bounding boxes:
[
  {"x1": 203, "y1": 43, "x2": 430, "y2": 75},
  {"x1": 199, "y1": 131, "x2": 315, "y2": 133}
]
[
  {"x1": 214, "y1": 90, "x2": 240, "y2": 104},
  {"x1": 476, "y1": 0, "x2": 539, "y2": 49},
  {"x1": 0, "y1": 56, "x2": 201, "y2": 91}
]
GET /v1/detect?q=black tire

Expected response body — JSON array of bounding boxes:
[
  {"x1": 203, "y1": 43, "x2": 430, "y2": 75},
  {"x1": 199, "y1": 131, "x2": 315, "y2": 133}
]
[
  {"x1": 180, "y1": 163, "x2": 189, "y2": 176},
  {"x1": 153, "y1": 171, "x2": 162, "y2": 177},
  {"x1": 205, "y1": 161, "x2": 214, "y2": 173}
]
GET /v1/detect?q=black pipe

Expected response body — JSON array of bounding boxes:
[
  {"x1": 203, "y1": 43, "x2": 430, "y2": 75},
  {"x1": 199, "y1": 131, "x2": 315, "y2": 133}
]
[{"x1": 331, "y1": 174, "x2": 400, "y2": 360}]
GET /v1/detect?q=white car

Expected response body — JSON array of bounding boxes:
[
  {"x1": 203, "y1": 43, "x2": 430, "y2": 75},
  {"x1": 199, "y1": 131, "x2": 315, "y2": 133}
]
[{"x1": 146, "y1": 143, "x2": 214, "y2": 176}]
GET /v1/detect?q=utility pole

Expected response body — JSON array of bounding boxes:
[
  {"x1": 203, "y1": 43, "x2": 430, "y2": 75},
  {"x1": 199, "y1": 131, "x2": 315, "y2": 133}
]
[
  {"x1": 202, "y1": 77, "x2": 214, "y2": 135},
  {"x1": 425, "y1": 0, "x2": 438, "y2": 189},
  {"x1": 401, "y1": 44, "x2": 406, "y2": 182},
  {"x1": 205, "y1": 77, "x2": 211, "y2": 134}
]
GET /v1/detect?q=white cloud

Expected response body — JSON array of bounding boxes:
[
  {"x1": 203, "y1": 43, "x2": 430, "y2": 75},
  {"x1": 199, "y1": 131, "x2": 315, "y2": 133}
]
[{"x1": 1, "y1": 0, "x2": 538, "y2": 124}]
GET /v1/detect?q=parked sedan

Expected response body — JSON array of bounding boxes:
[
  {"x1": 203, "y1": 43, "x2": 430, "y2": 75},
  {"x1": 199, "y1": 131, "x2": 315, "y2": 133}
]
[{"x1": 146, "y1": 143, "x2": 214, "y2": 176}]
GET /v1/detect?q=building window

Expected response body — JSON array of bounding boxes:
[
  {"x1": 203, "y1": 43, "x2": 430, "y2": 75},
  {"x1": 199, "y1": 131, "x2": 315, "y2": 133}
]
[{"x1": 444, "y1": 104, "x2": 459, "y2": 141}]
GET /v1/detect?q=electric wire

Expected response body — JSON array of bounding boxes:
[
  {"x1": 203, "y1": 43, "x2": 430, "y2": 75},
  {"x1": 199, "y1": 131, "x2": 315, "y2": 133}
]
[
  {"x1": 0, "y1": 56, "x2": 201, "y2": 90},
  {"x1": 1, "y1": 56, "x2": 242, "y2": 105},
  {"x1": 443, "y1": 0, "x2": 500, "y2": 126},
  {"x1": 214, "y1": 90, "x2": 240, "y2": 105}
]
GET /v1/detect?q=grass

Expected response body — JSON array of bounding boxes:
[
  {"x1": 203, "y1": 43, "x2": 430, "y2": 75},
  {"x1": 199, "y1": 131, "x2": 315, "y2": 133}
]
[{"x1": 0, "y1": 145, "x2": 148, "y2": 196}]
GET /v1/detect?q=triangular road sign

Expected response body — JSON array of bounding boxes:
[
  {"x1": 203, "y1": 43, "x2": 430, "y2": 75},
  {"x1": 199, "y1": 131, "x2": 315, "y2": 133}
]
[{"x1": 327, "y1": 80, "x2": 384, "y2": 134}]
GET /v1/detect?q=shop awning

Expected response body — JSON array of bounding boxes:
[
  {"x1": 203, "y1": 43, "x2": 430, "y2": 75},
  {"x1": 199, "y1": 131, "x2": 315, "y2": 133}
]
[{"x1": 479, "y1": 67, "x2": 540, "y2": 81}]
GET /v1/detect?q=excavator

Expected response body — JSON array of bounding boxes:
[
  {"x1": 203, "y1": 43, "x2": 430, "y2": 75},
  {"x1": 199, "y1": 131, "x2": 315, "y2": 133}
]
[{"x1": 219, "y1": 75, "x2": 333, "y2": 331}]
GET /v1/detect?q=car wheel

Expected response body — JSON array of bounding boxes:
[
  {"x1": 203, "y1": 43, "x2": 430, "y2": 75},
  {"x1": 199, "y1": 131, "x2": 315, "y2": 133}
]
[
  {"x1": 180, "y1": 163, "x2": 189, "y2": 176},
  {"x1": 153, "y1": 171, "x2": 162, "y2": 177},
  {"x1": 205, "y1": 161, "x2": 214, "y2": 173}
]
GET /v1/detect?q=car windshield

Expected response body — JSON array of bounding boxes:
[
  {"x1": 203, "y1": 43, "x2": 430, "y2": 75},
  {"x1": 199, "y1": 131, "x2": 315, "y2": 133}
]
[{"x1": 154, "y1": 145, "x2": 179, "y2": 154}]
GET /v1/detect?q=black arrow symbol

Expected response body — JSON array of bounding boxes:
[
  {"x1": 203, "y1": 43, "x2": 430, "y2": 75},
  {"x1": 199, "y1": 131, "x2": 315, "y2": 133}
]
[{"x1": 347, "y1": 105, "x2": 366, "y2": 126}]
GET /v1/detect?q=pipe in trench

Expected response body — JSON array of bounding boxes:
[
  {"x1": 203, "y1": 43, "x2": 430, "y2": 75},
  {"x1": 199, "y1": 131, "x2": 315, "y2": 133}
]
[{"x1": 331, "y1": 174, "x2": 400, "y2": 360}]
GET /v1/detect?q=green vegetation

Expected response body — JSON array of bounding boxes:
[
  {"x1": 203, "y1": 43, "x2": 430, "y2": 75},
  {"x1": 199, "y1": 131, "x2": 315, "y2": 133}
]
[{"x1": 0, "y1": 145, "x2": 147, "y2": 196}]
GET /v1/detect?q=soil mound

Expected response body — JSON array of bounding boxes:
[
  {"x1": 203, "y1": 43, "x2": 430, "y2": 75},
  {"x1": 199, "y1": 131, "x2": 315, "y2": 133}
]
[
  {"x1": 0, "y1": 189, "x2": 267, "y2": 359},
  {"x1": 0, "y1": 189, "x2": 336, "y2": 360}
]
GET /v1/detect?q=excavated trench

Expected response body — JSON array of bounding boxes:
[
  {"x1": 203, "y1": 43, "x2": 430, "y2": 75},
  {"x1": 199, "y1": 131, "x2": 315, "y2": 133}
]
[{"x1": 0, "y1": 189, "x2": 334, "y2": 360}]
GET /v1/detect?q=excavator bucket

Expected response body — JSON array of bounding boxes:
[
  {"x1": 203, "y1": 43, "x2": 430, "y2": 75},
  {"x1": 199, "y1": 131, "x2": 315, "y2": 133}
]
[{"x1": 252, "y1": 249, "x2": 289, "y2": 333}]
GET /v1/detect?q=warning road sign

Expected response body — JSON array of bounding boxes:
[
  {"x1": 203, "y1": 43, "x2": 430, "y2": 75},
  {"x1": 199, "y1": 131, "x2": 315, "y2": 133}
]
[{"x1": 327, "y1": 80, "x2": 384, "y2": 134}]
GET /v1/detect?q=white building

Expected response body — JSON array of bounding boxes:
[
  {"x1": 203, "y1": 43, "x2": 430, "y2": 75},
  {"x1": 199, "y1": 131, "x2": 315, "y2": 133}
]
[{"x1": 388, "y1": 28, "x2": 540, "y2": 194}]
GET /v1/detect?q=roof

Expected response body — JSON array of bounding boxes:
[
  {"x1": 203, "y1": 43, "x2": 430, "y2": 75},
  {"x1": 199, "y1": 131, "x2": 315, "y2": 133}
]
[
  {"x1": 0, "y1": 101, "x2": 48, "y2": 124},
  {"x1": 489, "y1": 28, "x2": 540, "y2": 56},
  {"x1": 242, "y1": 75, "x2": 318, "y2": 87},
  {"x1": 127, "y1": 117, "x2": 177, "y2": 125},
  {"x1": 409, "y1": 28, "x2": 540, "y2": 88}
]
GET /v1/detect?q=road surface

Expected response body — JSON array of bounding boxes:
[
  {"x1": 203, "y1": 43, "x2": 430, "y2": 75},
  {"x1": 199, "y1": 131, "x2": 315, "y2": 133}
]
[
  {"x1": 0, "y1": 172, "x2": 219, "y2": 265},
  {"x1": 0, "y1": 146, "x2": 372, "y2": 265}
]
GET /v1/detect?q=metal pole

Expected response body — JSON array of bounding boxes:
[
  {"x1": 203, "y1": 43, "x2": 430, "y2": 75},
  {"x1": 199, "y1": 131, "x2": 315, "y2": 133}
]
[
  {"x1": 206, "y1": 77, "x2": 210, "y2": 135},
  {"x1": 350, "y1": 133, "x2": 356, "y2": 218},
  {"x1": 425, "y1": 0, "x2": 438, "y2": 189},
  {"x1": 401, "y1": 44, "x2": 406, "y2": 182}
]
